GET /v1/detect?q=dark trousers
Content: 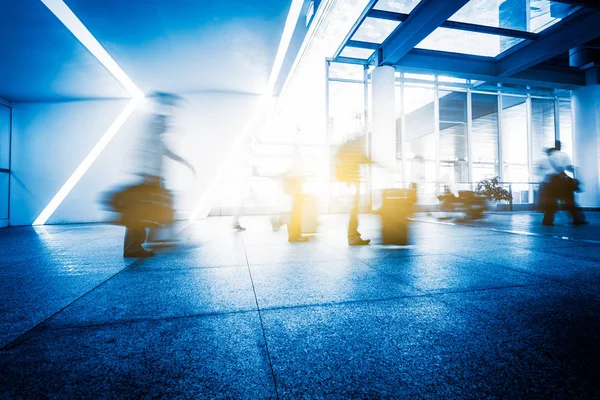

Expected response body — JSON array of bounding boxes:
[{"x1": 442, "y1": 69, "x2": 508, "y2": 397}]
[
  {"x1": 124, "y1": 226, "x2": 147, "y2": 254},
  {"x1": 348, "y1": 184, "x2": 361, "y2": 241},
  {"x1": 541, "y1": 179, "x2": 585, "y2": 225}
]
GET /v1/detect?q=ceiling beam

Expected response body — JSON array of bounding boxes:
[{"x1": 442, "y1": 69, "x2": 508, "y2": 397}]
[
  {"x1": 332, "y1": 0, "x2": 378, "y2": 60},
  {"x1": 332, "y1": 56, "x2": 368, "y2": 66},
  {"x1": 394, "y1": 49, "x2": 585, "y2": 87},
  {"x1": 496, "y1": 9, "x2": 600, "y2": 77},
  {"x1": 369, "y1": 9, "x2": 537, "y2": 40},
  {"x1": 376, "y1": 0, "x2": 470, "y2": 66},
  {"x1": 346, "y1": 40, "x2": 380, "y2": 50},
  {"x1": 551, "y1": 0, "x2": 600, "y2": 8}
]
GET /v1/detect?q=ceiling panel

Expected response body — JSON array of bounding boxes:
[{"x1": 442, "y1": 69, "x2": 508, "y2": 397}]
[
  {"x1": 64, "y1": 0, "x2": 293, "y2": 95},
  {"x1": 0, "y1": 0, "x2": 130, "y2": 102}
]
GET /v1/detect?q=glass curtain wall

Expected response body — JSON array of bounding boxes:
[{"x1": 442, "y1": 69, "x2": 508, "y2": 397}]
[
  {"x1": 389, "y1": 73, "x2": 571, "y2": 205},
  {"x1": 501, "y1": 95, "x2": 529, "y2": 203},
  {"x1": 439, "y1": 89, "x2": 468, "y2": 186},
  {"x1": 531, "y1": 97, "x2": 556, "y2": 169},
  {"x1": 471, "y1": 93, "x2": 500, "y2": 183}
]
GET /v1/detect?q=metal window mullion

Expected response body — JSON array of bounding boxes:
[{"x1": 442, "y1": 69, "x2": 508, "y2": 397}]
[
  {"x1": 400, "y1": 80, "x2": 407, "y2": 183},
  {"x1": 554, "y1": 95, "x2": 561, "y2": 142},
  {"x1": 497, "y1": 91, "x2": 504, "y2": 180},
  {"x1": 467, "y1": 88, "x2": 473, "y2": 185},
  {"x1": 434, "y1": 81, "x2": 441, "y2": 187},
  {"x1": 325, "y1": 59, "x2": 332, "y2": 213},
  {"x1": 364, "y1": 65, "x2": 372, "y2": 208},
  {"x1": 526, "y1": 93, "x2": 534, "y2": 203}
]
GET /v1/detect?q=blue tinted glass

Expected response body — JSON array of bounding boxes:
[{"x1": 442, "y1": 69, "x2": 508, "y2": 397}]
[
  {"x1": 449, "y1": 0, "x2": 581, "y2": 33},
  {"x1": 415, "y1": 27, "x2": 524, "y2": 57}
]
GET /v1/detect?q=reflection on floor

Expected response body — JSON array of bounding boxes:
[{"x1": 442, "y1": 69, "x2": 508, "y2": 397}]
[{"x1": 1, "y1": 213, "x2": 600, "y2": 398}]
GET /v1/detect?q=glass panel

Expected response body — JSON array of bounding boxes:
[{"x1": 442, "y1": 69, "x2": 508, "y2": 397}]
[
  {"x1": 352, "y1": 17, "x2": 400, "y2": 44},
  {"x1": 374, "y1": 0, "x2": 422, "y2": 14},
  {"x1": 0, "y1": 105, "x2": 10, "y2": 170},
  {"x1": 531, "y1": 98, "x2": 556, "y2": 168},
  {"x1": 0, "y1": 172, "x2": 8, "y2": 220},
  {"x1": 501, "y1": 95, "x2": 529, "y2": 185},
  {"x1": 401, "y1": 85, "x2": 436, "y2": 192},
  {"x1": 439, "y1": 90, "x2": 468, "y2": 185},
  {"x1": 329, "y1": 81, "x2": 365, "y2": 146},
  {"x1": 339, "y1": 47, "x2": 374, "y2": 59},
  {"x1": 439, "y1": 76, "x2": 467, "y2": 84},
  {"x1": 471, "y1": 93, "x2": 499, "y2": 181},
  {"x1": 449, "y1": 0, "x2": 581, "y2": 33},
  {"x1": 415, "y1": 27, "x2": 524, "y2": 57},
  {"x1": 329, "y1": 62, "x2": 364, "y2": 81},
  {"x1": 403, "y1": 72, "x2": 435, "y2": 81},
  {"x1": 559, "y1": 99, "x2": 573, "y2": 160}
]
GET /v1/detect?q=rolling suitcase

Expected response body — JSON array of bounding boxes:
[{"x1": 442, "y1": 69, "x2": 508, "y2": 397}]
[{"x1": 380, "y1": 189, "x2": 410, "y2": 245}]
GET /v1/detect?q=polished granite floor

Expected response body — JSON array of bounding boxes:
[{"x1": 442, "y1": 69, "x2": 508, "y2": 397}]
[{"x1": 1, "y1": 212, "x2": 600, "y2": 398}]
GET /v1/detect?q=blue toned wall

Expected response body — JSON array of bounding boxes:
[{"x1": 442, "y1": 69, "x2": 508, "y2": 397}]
[
  {"x1": 571, "y1": 85, "x2": 600, "y2": 208},
  {"x1": 9, "y1": 92, "x2": 262, "y2": 226}
]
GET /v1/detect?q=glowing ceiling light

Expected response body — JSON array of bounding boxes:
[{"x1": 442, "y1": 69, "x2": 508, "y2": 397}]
[
  {"x1": 34, "y1": 0, "x2": 143, "y2": 225},
  {"x1": 189, "y1": 0, "x2": 305, "y2": 221}
]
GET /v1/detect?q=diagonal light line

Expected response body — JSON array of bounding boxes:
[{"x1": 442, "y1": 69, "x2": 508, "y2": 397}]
[
  {"x1": 34, "y1": 0, "x2": 144, "y2": 225},
  {"x1": 33, "y1": 96, "x2": 143, "y2": 225},
  {"x1": 40, "y1": 0, "x2": 143, "y2": 98}
]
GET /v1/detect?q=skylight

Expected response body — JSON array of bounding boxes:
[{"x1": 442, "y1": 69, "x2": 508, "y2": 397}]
[{"x1": 415, "y1": 27, "x2": 524, "y2": 57}]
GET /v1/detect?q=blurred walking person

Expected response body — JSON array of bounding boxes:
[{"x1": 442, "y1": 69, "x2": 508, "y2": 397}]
[
  {"x1": 335, "y1": 137, "x2": 372, "y2": 245},
  {"x1": 536, "y1": 141, "x2": 586, "y2": 226},
  {"x1": 104, "y1": 93, "x2": 195, "y2": 257}
]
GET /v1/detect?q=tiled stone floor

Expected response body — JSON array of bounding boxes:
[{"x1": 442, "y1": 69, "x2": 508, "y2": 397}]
[{"x1": 1, "y1": 212, "x2": 599, "y2": 398}]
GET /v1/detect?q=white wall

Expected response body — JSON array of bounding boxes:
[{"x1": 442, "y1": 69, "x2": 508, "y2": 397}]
[
  {"x1": 571, "y1": 85, "x2": 600, "y2": 208},
  {"x1": 10, "y1": 92, "x2": 262, "y2": 225}
]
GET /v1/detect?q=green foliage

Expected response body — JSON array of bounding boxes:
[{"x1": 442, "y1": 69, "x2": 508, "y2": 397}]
[{"x1": 475, "y1": 176, "x2": 513, "y2": 202}]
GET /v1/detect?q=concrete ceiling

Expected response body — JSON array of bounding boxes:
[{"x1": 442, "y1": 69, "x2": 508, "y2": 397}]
[{"x1": 0, "y1": 0, "x2": 299, "y2": 101}]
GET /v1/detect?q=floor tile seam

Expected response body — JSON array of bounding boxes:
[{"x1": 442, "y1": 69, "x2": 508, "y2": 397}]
[
  {"x1": 425, "y1": 281, "x2": 554, "y2": 296},
  {"x1": 410, "y1": 217, "x2": 600, "y2": 245},
  {"x1": 29, "y1": 307, "x2": 263, "y2": 334},
  {"x1": 0, "y1": 256, "x2": 148, "y2": 351},
  {"x1": 27, "y1": 292, "x2": 440, "y2": 334},
  {"x1": 449, "y1": 252, "x2": 579, "y2": 286},
  {"x1": 131, "y1": 264, "x2": 249, "y2": 273},
  {"x1": 241, "y1": 233, "x2": 281, "y2": 400}
]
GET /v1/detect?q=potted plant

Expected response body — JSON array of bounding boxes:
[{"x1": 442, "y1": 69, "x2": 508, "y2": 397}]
[{"x1": 475, "y1": 176, "x2": 513, "y2": 211}]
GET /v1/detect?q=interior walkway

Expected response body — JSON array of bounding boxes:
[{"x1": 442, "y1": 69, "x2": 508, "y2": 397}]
[{"x1": 1, "y1": 213, "x2": 600, "y2": 398}]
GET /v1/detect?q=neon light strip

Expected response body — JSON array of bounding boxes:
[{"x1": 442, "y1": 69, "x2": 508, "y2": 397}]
[
  {"x1": 34, "y1": 0, "x2": 143, "y2": 225},
  {"x1": 40, "y1": 0, "x2": 143, "y2": 98},
  {"x1": 33, "y1": 96, "x2": 143, "y2": 225}
]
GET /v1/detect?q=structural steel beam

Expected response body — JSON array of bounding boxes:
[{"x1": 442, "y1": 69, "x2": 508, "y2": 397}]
[
  {"x1": 395, "y1": 49, "x2": 585, "y2": 87},
  {"x1": 377, "y1": 0, "x2": 470, "y2": 66},
  {"x1": 551, "y1": 0, "x2": 600, "y2": 8},
  {"x1": 370, "y1": 9, "x2": 538, "y2": 40},
  {"x1": 497, "y1": 9, "x2": 600, "y2": 77},
  {"x1": 332, "y1": 0, "x2": 378, "y2": 60},
  {"x1": 346, "y1": 40, "x2": 380, "y2": 50}
]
